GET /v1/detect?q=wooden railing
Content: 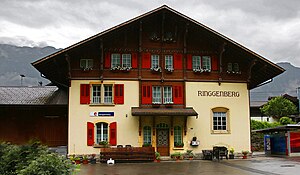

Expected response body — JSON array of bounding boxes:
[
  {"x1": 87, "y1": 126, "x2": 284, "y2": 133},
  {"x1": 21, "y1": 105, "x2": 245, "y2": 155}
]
[{"x1": 100, "y1": 147, "x2": 155, "y2": 163}]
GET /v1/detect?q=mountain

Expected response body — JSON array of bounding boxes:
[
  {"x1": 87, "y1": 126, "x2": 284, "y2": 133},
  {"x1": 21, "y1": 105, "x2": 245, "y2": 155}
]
[
  {"x1": 250, "y1": 62, "x2": 300, "y2": 101},
  {"x1": 0, "y1": 44, "x2": 60, "y2": 86}
]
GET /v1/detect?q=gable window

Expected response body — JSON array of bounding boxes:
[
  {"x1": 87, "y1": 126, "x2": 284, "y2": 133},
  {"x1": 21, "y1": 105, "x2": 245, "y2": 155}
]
[
  {"x1": 165, "y1": 55, "x2": 173, "y2": 71},
  {"x1": 212, "y1": 107, "x2": 229, "y2": 133},
  {"x1": 163, "y1": 86, "x2": 173, "y2": 104},
  {"x1": 174, "y1": 126, "x2": 182, "y2": 147},
  {"x1": 202, "y1": 56, "x2": 211, "y2": 70},
  {"x1": 122, "y1": 54, "x2": 131, "y2": 68},
  {"x1": 152, "y1": 86, "x2": 162, "y2": 104},
  {"x1": 227, "y1": 62, "x2": 241, "y2": 74},
  {"x1": 143, "y1": 126, "x2": 152, "y2": 145},
  {"x1": 104, "y1": 85, "x2": 113, "y2": 104},
  {"x1": 80, "y1": 59, "x2": 93, "y2": 70},
  {"x1": 96, "y1": 122, "x2": 108, "y2": 144},
  {"x1": 92, "y1": 85, "x2": 101, "y2": 104},
  {"x1": 192, "y1": 56, "x2": 201, "y2": 69},
  {"x1": 111, "y1": 54, "x2": 121, "y2": 68}
]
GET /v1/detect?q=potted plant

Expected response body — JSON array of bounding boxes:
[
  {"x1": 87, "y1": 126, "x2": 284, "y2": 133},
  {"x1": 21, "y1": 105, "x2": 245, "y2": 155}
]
[
  {"x1": 174, "y1": 142, "x2": 184, "y2": 148},
  {"x1": 98, "y1": 141, "x2": 109, "y2": 148},
  {"x1": 82, "y1": 155, "x2": 89, "y2": 164},
  {"x1": 171, "y1": 152, "x2": 183, "y2": 161},
  {"x1": 242, "y1": 150, "x2": 249, "y2": 159},
  {"x1": 74, "y1": 156, "x2": 81, "y2": 164},
  {"x1": 186, "y1": 150, "x2": 194, "y2": 160},
  {"x1": 229, "y1": 148, "x2": 234, "y2": 159},
  {"x1": 155, "y1": 151, "x2": 161, "y2": 162}
]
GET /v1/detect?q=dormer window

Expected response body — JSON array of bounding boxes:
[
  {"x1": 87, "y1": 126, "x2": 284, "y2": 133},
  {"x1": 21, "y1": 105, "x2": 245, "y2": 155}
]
[{"x1": 80, "y1": 59, "x2": 93, "y2": 71}]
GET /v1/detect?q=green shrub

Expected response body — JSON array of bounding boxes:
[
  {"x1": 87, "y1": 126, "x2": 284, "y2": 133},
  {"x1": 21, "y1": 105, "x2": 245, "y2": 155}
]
[
  {"x1": 279, "y1": 117, "x2": 296, "y2": 125},
  {"x1": 0, "y1": 142, "x2": 75, "y2": 175}
]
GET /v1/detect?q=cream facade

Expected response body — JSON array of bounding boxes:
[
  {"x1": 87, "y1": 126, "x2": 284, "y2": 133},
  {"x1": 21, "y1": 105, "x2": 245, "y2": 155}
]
[{"x1": 68, "y1": 80, "x2": 139, "y2": 154}]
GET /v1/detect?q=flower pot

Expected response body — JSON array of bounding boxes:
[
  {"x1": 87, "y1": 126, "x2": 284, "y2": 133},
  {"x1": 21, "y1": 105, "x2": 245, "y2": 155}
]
[
  {"x1": 82, "y1": 160, "x2": 89, "y2": 164},
  {"x1": 242, "y1": 155, "x2": 247, "y2": 159},
  {"x1": 75, "y1": 160, "x2": 81, "y2": 164}
]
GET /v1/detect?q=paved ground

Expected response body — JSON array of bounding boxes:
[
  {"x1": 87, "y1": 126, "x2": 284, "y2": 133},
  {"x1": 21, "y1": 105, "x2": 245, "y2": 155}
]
[{"x1": 76, "y1": 154, "x2": 300, "y2": 175}]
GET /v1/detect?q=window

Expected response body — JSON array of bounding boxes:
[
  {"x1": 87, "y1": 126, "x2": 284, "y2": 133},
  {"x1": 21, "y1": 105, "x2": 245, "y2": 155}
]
[
  {"x1": 111, "y1": 54, "x2": 121, "y2": 68},
  {"x1": 163, "y1": 86, "x2": 172, "y2": 104},
  {"x1": 227, "y1": 63, "x2": 233, "y2": 72},
  {"x1": 213, "y1": 112, "x2": 227, "y2": 130},
  {"x1": 104, "y1": 85, "x2": 112, "y2": 104},
  {"x1": 202, "y1": 56, "x2": 211, "y2": 70},
  {"x1": 165, "y1": 55, "x2": 173, "y2": 70},
  {"x1": 192, "y1": 56, "x2": 201, "y2": 69},
  {"x1": 122, "y1": 54, "x2": 131, "y2": 68},
  {"x1": 152, "y1": 86, "x2": 161, "y2": 104},
  {"x1": 151, "y1": 55, "x2": 160, "y2": 68},
  {"x1": 174, "y1": 126, "x2": 182, "y2": 146},
  {"x1": 233, "y1": 63, "x2": 239, "y2": 72},
  {"x1": 80, "y1": 59, "x2": 93, "y2": 70},
  {"x1": 96, "y1": 122, "x2": 108, "y2": 144},
  {"x1": 92, "y1": 85, "x2": 101, "y2": 104},
  {"x1": 143, "y1": 126, "x2": 152, "y2": 145}
]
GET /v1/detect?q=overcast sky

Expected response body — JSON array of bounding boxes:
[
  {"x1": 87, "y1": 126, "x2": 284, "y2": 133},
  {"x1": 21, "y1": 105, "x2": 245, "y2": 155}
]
[{"x1": 1, "y1": 0, "x2": 300, "y2": 67}]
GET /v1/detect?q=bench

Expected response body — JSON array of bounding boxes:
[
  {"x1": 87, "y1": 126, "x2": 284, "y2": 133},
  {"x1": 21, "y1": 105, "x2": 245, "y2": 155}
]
[{"x1": 202, "y1": 150, "x2": 213, "y2": 160}]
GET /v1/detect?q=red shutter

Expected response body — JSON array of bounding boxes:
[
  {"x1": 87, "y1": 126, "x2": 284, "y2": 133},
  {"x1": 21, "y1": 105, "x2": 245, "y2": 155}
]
[
  {"x1": 131, "y1": 52, "x2": 138, "y2": 68},
  {"x1": 173, "y1": 85, "x2": 183, "y2": 104},
  {"x1": 212, "y1": 55, "x2": 218, "y2": 71},
  {"x1": 87, "y1": 122, "x2": 94, "y2": 146},
  {"x1": 142, "y1": 52, "x2": 151, "y2": 69},
  {"x1": 173, "y1": 53, "x2": 182, "y2": 69},
  {"x1": 104, "y1": 52, "x2": 111, "y2": 68},
  {"x1": 141, "y1": 85, "x2": 152, "y2": 104},
  {"x1": 114, "y1": 84, "x2": 124, "y2": 104},
  {"x1": 109, "y1": 122, "x2": 117, "y2": 146},
  {"x1": 187, "y1": 54, "x2": 192, "y2": 70},
  {"x1": 80, "y1": 84, "x2": 90, "y2": 104}
]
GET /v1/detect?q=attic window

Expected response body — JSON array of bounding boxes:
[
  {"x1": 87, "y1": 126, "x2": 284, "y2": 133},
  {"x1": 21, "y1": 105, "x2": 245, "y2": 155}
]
[
  {"x1": 80, "y1": 59, "x2": 93, "y2": 71},
  {"x1": 227, "y1": 62, "x2": 241, "y2": 74}
]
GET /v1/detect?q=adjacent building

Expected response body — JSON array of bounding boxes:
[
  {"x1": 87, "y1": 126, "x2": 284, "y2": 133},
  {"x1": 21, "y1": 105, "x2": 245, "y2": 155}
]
[{"x1": 32, "y1": 5, "x2": 284, "y2": 155}]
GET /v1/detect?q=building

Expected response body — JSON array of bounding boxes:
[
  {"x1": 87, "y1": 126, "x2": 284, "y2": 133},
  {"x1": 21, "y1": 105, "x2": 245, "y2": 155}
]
[
  {"x1": 0, "y1": 86, "x2": 68, "y2": 146},
  {"x1": 32, "y1": 5, "x2": 284, "y2": 156}
]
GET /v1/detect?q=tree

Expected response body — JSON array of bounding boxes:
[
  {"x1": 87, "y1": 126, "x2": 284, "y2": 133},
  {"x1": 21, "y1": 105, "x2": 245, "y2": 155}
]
[{"x1": 260, "y1": 96, "x2": 297, "y2": 119}]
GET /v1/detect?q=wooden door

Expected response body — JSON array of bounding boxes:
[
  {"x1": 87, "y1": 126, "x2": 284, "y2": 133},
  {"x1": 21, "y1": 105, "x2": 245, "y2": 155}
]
[{"x1": 156, "y1": 129, "x2": 169, "y2": 156}]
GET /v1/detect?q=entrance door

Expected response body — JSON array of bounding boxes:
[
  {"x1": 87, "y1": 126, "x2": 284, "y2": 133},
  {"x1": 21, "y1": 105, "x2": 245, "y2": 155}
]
[{"x1": 157, "y1": 128, "x2": 169, "y2": 156}]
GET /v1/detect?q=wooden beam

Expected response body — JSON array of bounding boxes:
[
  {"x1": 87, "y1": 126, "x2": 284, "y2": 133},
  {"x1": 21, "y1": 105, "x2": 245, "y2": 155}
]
[
  {"x1": 100, "y1": 38, "x2": 104, "y2": 80},
  {"x1": 64, "y1": 54, "x2": 71, "y2": 79}
]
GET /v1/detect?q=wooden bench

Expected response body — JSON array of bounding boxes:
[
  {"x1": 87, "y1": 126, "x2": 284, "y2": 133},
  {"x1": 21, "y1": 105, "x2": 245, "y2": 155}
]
[{"x1": 100, "y1": 147, "x2": 155, "y2": 163}]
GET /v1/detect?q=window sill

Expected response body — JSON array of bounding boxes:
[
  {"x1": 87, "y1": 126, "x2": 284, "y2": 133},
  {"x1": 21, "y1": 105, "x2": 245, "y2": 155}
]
[
  {"x1": 211, "y1": 130, "x2": 231, "y2": 134},
  {"x1": 173, "y1": 147, "x2": 184, "y2": 150},
  {"x1": 89, "y1": 103, "x2": 115, "y2": 106}
]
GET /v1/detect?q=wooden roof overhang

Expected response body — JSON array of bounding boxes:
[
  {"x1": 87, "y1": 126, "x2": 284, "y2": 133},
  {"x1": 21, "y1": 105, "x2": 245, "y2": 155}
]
[
  {"x1": 131, "y1": 107, "x2": 198, "y2": 117},
  {"x1": 31, "y1": 5, "x2": 284, "y2": 89},
  {"x1": 252, "y1": 124, "x2": 300, "y2": 133}
]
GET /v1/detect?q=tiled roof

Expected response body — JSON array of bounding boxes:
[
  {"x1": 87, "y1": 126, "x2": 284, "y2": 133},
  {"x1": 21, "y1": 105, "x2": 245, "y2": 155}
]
[{"x1": 0, "y1": 86, "x2": 67, "y2": 105}]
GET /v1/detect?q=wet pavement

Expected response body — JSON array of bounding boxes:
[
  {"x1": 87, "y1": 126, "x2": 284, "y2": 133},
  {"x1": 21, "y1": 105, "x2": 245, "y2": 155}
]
[{"x1": 76, "y1": 155, "x2": 300, "y2": 175}]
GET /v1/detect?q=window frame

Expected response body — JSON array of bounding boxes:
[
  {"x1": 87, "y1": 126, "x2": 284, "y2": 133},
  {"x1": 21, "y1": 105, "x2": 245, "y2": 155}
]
[
  {"x1": 96, "y1": 122, "x2": 108, "y2": 144},
  {"x1": 165, "y1": 55, "x2": 173, "y2": 70},
  {"x1": 163, "y1": 86, "x2": 173, "y2": 104},
  {"x1": 122, "y1": 54, "x2": 131, "y2": 68},
  {"x1": 80, "y1": 59, "x2": 93, "y2": 70},
  {"x1": 152, "y1": 86, "x2": 162, "y2": 104},
  {"x1": 92, "y1": 84, "x2": 101, "y2": 104},
  {"x1": 202, "y1": 56, "x2": 211, "y2": 70},
  {"x1": 143, "y1": 126, "x2": 152, "y2": 145},
  {"x1": 174, "y1": 126, "x2": 182, "y2": 146},
  {"x1": 90, "y1": 83, "x2": 115, "y2": 105},
  {"x1": 111, "y1": 53, "x2": 121, "y2": 68},
  {"x1": 151, "y1": 55, "x2": 160, "y2": 69},
  {"x1": 192, "y1": 56, "x2": 201, "y2": 70},
  {"x1": 211, "y1": 107, "x2": 230, "y2": 134}
]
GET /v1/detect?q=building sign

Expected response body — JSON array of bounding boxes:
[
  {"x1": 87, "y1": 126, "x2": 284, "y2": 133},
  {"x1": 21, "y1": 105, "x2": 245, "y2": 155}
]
[
  {"x1": 90, "y1": 112, "x2": 114, "y2": 117},
  {"x1": 197, "y1": 90, "x2": 240, "y2": 97}
]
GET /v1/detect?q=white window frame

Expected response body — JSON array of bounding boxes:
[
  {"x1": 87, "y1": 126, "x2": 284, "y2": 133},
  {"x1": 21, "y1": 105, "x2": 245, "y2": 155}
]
[
  {"x1": 202, "y1": 56, "x2": 211, "y2": 70},
  {"x1": 122, "y1": 54, "x2": 131, "y2": 68},
  {"x1": 165, "y1": 55, "x2": 173, "y2": 70},
  {"x1": 192, "y1": 56, "x2": 201, "y2": 70},
  {"x1": 151, "y1": 55, "x2": 160, "y2": 68},
  {"x1": 163, "y1": 86, "x2": 173, "y2": 104},
  {"x1": 111, "y1": 53, "x2": 121, "y2": 68},
  {"x1": 92, "y1": 84, "x2": 101, "y2": 104},
  {"x1": 143, "y1": 126, "x2": 152, "y2": 144},
  {"x1": 213, "y1": 112, "x2": 227, "y2": 131},
  {"x1": 104, "y1": 84, "x2": 113, "y2": 104},
  {"x1": 96, "y1": 122, "x2": 108, "y2": 144},
  {"x1": 152, "y1": 86, "x2": 162, "y2": 104},
  {"x1": 80, "y1": 59, "x2": 93, "y2": 69}
]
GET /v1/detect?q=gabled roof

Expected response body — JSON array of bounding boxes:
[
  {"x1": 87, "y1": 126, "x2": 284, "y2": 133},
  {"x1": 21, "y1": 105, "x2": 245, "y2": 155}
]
[
  {"x1": 32, "y1": 5, "x2": 284, "y2": 89},
  {"x1": 0, "y1": 86, "x2": 67, "y2": 105}
]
